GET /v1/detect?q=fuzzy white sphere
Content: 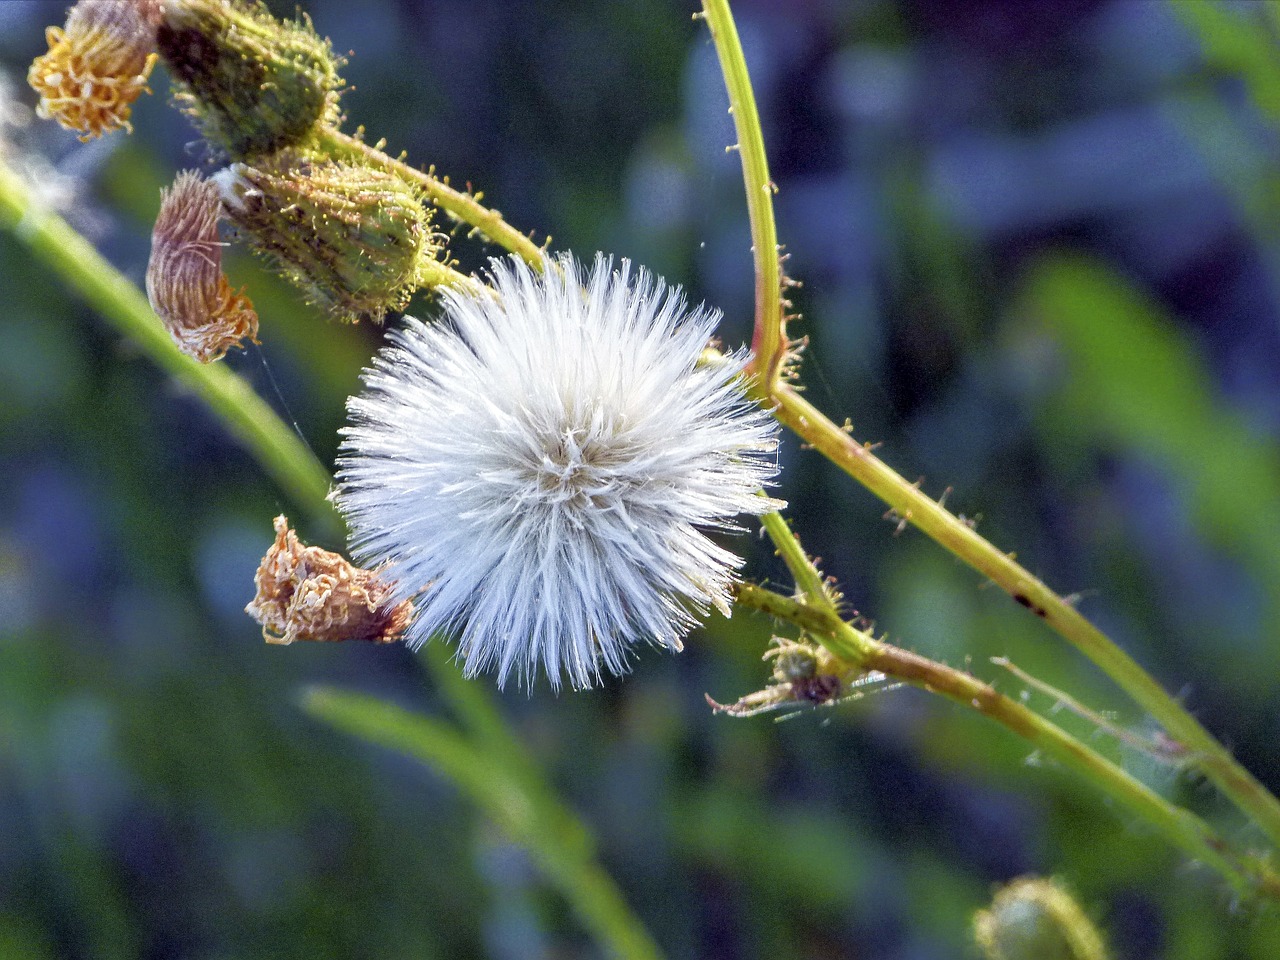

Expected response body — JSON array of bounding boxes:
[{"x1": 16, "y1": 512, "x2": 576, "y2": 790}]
[{"x1": 336, "y1": 254, "x2": 782, "y2": 689}]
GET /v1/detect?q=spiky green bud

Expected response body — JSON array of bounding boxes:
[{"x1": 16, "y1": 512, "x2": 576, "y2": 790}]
[
  {"x1": 974, "y1": 877, "x2": 1109, "y2": 960},
  {"x1": 157, "y1": 0, "x2": 343, "y2": 159},
  {"x1": 215, "y1": 156, "x2": 440, "y2": 322}
]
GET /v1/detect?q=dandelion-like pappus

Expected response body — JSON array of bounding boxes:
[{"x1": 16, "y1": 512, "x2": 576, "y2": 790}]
[{"x1": 336, "y1": 255, "x2": 782, "y2": 690}]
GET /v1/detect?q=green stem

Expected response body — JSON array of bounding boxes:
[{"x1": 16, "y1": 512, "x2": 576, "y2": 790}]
[
  {"x1": 304, "y1": 688, "x2": 664, "y2": 960},
  {"x1": 700, "y1": 0, "x2": 784, "y2": 387},
  {"x1": 317, "y1": 129, "x2": 548, "y2": 270},
  {"x1": 734, "y1": 583, "x2": 1280, "y2": 904},
  {"x1": 0, "y1": 155, "x2": 661, "y2": 960},
  {"x1": 770, "y1": 382, "x2": 1280, "y2": 851},
  {"x1": 699, "y1": 0, "x2": 1280, "y2": 857},
  {"x1": 757, "y1": 511, "x2": 830, "y2": 610},
  {"x1": 0, "y1": 160, "x2": 336, "y2": 532}
]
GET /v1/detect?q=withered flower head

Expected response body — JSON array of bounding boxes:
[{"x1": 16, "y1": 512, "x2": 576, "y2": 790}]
[
  {"x1": 215, "y1": 157, "x2": 439, "y2": 323},
  {"x1": 28, "y1": 0, "x2": 162, "y2": 141},
  {"x1": 246, "y1": 516, "x2": 415, "y2": 646},
  {"x1": 146, "y1": 169, "x2": 258, "y2": 362},
  {"x1": 157, "y1": 0, "x2": 344, "y2": 159}
]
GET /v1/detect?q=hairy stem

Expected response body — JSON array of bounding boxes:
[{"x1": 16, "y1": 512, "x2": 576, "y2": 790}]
[
  {"x1": 702, "y1": 0, "x2": 1280, "y2": 858},
  {"x1": 317, "y1": 129, "x2": 548, "y2": 270},
  {"x1": 771, "y1": 382, "x2": 1280, "y2": 850},
  {"x1": 757, "y1": 511, "x2": 833, "y2": 611},
  {"x1": 700, "y1": 0, "x2": 784, "y2": 387},
  {"x1": 734, "y1": 583, "x2": 1280, "y2": 903}
]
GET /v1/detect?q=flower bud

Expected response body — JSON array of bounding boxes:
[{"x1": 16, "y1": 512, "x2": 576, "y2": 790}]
[
  {"x1": 246, "y1": 515, "x2": 414, "y2": 646},
  {"x1": 28, "y1": 0, "x2": 162, "y2": 141},
  {"x1": 974, "y1": 877, "x2": 1109, "y2": 960},
  {"x1": 156, "y1": 0, "x2": 343, "y2": 159},
  {"x1": 147, "y1": 169, "x2": 258, "y2": 362},
  {"x1": 215, "y1": 157, "x2": 439, "y2": 322}
]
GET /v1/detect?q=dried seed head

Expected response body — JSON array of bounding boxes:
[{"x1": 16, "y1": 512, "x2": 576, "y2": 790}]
[
  {"x1": 28, "y1": 0, "x2": 162, "y2": 140},
  {"x1": 157, "y1": 0, "x2": 343, "y2": 159},
  {"x1": 215, "y1": 157, "x2": 439, "y2": 322},
  {"x1": 246, "y1": 515, "x2": 414, "y2": 646},
  {"x1": 146, "y1": 170, "x2": 258, "y2": 362}
]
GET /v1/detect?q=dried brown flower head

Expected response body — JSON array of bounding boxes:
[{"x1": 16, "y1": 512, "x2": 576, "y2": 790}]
[
  {"x1": 146, "y1": 169, "x2": 258, "y2": 362},
  {"x1": 28, "y1": 0, "x2": 162, "y2": 141},
  {"x1": 246, "y1": 515, "x2": 414, "y2": 646}
]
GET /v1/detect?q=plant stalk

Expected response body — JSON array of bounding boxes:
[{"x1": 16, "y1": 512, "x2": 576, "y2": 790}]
[
  {"x1": 770, "y1": 382, "x2": 1280, "y2": 850},
  {"x1": 317, "y1": 129, "x2": 548, "y2": 270},
  {"x1": 733, "y1": 583, "x2": 1280, "y2": 904},
  {"x1": 700, "y1": 0, "x2": 784, "y2": 388}
]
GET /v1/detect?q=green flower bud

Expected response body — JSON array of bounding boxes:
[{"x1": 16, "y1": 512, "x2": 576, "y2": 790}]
[
  {"x1": 157, "y1": 0, "x2": 343, "y2": 159},
  {"x1": 974, "y1": 877, "x2": 1109, "y2": 960},
  {"x1": 215, "y1": 156, "x2": 440, "y2": 322}
]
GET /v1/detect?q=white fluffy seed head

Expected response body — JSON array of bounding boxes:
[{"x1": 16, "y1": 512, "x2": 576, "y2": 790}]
[{"x1": 335, "y1": 253, "x2": 783, "y2": 690}]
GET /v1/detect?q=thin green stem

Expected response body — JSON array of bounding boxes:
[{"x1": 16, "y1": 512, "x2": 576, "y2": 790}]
[
  {"x1": 0, "y1": 160, "x2": 337, "y2": 532},
  {"x1": 770, "y1": 382, "x2": 1280, "y2": 851},
  {"x1": 304, "y1": 688, "x2": 664, "y2": 960},
  {"x1": 757, "y1": 511, "x2": 830, "y2": 610},
  {"x1": 699, "y1": 0, "x2": 784, "y2": 387},
  {"x1": 698, "y1": 0, "x2": 1280, "y2": 855},
  {"x1": 734, "y1": 583, "x2": 1280, "y2": 904},
  {"x1": 0, "y1": 155, "x2": 661, "y2": 960},
  {"x1": 317, "y1": 129, "x2": 548, "y2": 270}
]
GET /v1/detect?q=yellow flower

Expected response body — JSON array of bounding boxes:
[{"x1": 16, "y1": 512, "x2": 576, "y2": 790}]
[{"x1": 27, "y1": 0, "x2": 161, "y2": 141}]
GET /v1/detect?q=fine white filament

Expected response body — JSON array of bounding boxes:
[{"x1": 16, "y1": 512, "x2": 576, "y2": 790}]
[{"x1": 336, "y1": 254, "x2": 782, "y2": 690}]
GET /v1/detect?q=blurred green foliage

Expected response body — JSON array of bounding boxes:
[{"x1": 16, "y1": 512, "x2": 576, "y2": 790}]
[{"x1": 3, "y1": 1, "x2": 1280, "y2": 959}]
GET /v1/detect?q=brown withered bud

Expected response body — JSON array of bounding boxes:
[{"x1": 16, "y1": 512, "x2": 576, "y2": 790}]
[
  {"x1": 246, "y1": 515, "x2": 414, "y2": 646},
  {"x1": 28, "y1": 0, "x2": 162, "y2": 140},
  {"x1": 147, "y1": 170, "x2": 258, "y2": 362}
]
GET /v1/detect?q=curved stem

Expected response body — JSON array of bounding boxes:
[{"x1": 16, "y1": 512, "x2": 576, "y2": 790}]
[
  {"x1": 733, "y1": 583, "x2": 1280, "y2": 904},
  {"x1": 317, "y1": 129, "x2": 548, "y2": 270},
  {"x1": 770, "y1": 381, "x2": 1280, "y2": 851},
  {"x1": 700, "y1": 0, "x2": 784, "y2": 387},
  {"x1": 0, "y1": 160, "x2": 337, "y2": 532}
]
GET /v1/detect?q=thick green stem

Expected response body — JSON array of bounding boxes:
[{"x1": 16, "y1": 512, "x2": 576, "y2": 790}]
[
  {"x1": 733, "y1": 583, "x2": 1280, "y2": 904},
  {"x1": 317, "y1": 129, "x2": 548, "y2": 270},
  {"x1": 700, "y1": 0, "x2": 784, "y2": 387},
  {"x1": 0, "y1": 160, "x2": 336, "y2": 532},
  {"x1": 770, "y1": 382, "x2": 1280, "y2": 851}
]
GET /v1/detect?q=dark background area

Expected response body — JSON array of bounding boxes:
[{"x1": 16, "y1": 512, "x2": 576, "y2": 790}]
[{"x1": 2, "y1": 0, "x2": 1280, "y2": 957}]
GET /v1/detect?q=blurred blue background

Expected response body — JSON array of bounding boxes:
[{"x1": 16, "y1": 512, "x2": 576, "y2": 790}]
[{"x1": 2, "y1": 0, "x2": 1280, "y2": 957}]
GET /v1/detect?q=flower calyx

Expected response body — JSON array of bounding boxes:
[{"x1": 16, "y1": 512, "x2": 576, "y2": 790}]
[
  {"x1": 156, "y1": 0, "x2": 344, "y2": 160},
  {"x1": 215, "y1": 154, "x2": 441, "y2": 323}
]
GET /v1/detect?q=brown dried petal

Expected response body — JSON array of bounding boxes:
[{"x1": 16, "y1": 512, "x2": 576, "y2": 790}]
[
  {"x1": 147, "y1": 170, "x2": 258, "y2": 362},
  {"x1": 28, "y1": 0, "x2": 161, "y2": 140},
  {"x1": 245, "y1": 515, "x2": 414, "y2": 645}
]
